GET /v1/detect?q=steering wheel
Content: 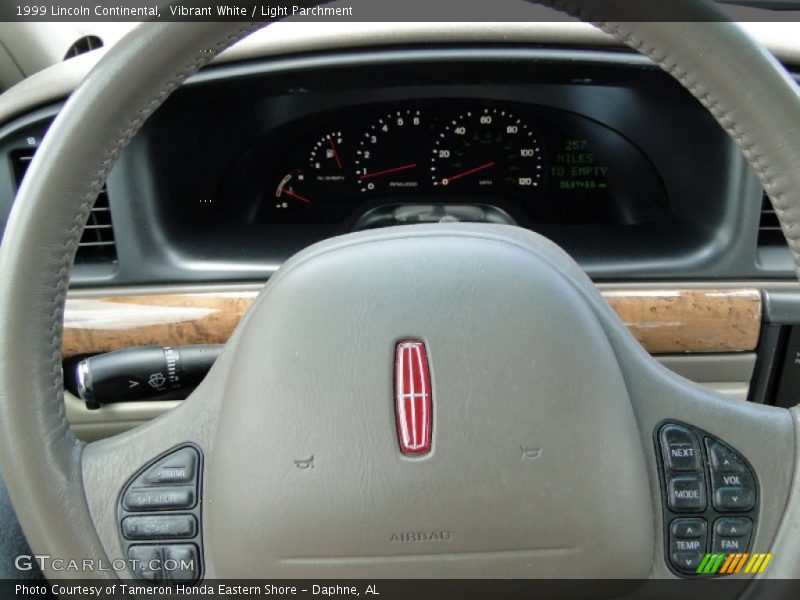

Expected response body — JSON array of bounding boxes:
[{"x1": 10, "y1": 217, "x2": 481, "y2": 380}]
[{"x1": 2, "y1": 0, "x2": 800, "y2": 586}]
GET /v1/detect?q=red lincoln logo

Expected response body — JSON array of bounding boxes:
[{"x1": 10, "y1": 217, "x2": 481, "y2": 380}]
[{"x1": 394, "y1": 340, "x2": 432, "y2": 456}]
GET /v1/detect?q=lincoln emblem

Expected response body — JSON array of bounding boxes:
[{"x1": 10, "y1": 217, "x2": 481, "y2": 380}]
[{"x1": 394, "y1": 341, "x2": 432, "y2": 455}]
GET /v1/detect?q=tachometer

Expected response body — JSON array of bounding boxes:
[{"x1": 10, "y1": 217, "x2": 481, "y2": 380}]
[
  {"x1": 354, "y1": 109, "x2": 433, "y2": 194},
  {"x1": 431, "y1": 107, "x2": 544, "y2": 194}
]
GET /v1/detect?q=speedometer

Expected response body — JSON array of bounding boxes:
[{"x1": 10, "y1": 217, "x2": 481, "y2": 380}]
[{"x1": 431, "y1": 107, "x2": 544, "y2": 194}]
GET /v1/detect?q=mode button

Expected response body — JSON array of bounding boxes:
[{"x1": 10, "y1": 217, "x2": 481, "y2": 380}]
[{"x1": 667, "y1": 475, "x2": 707, "y2": 512}]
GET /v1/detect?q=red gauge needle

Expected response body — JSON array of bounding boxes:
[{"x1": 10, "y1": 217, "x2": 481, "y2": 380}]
[
  {"x1": 329, "y1": 137, "x2": 344, "y2": 170},
  {"x1": 441, "y1": 161, "x2": 496, "y2": 185},
  {"x1": 281, "y1": 189, "x2": 311, "y2": 204},
  {"x1": 359, "y1": 163, "x2": 418, "y2": 180}
]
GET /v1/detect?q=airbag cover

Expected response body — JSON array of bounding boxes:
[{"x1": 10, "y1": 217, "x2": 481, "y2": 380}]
[{"x1": 206, "y1": 225, "x2": 652, "y2": 578}]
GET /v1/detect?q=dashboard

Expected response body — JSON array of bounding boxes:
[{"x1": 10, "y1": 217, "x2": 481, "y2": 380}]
[{"x1": 0, "y1": 46, "x2": 789, "y2": 285}]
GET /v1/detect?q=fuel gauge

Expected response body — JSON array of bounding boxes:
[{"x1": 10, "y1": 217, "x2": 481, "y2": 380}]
[{"x1": 309, "y1": 131, "x2": 348, "y2": 183}]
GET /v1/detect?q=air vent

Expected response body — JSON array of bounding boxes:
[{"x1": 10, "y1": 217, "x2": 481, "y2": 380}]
[
  {"x1": 758, "y1": 192, "x2": 787, "y2": 246},
  {"x1": 63, "y1": 35, "x2": 103, "y2": 60},
  {"x1": 10, "y1": 148, "x2": 117, "y2": 263}
]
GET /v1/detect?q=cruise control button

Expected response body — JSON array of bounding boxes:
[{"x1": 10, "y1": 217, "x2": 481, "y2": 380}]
[
  {"x1": 670, "y1": 518, "x2": 706, "y2": 539},
  {"x1": 128, "y1": 545, "x2": 163, "y2": 581},
  {"x1": 706, "y1": 440, "x2": 746, "y2": 474},
  {"x1": 163, "y1": 544, "x2": 199, "y2": 582},
  {"x1": 714, "y1": 517, "x2": 753, "y2": 538},
  {"x1": 123, "y1": 487, "x2": 195, "y2": 512},
  {"x1": 671, "y1": 551, "x2": 704, "y2": 574},
  {"x1": 143, "y1": 447, "x2": 197, "y2": 485},
  {"x1": 667, "y1": 475, "x2": 707, "y2": 512},
  {"x1": 122, "y1": 514, "x2": 197, "y2": 540},
  {"x1": 713, "y1": 486, "x2": 755, "y2": 512},
  {"x1": 661, "y1": 425, "x2": 701, "y2": 471}
]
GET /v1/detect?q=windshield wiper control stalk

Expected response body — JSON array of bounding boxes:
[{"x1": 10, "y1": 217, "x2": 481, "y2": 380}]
[{"x1": 70, "y1": 344, "x2": 222, "y2": 409}]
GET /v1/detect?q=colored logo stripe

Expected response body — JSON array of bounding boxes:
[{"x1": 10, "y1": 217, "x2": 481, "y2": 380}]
[
  {"x1": 744, "y1": 553, "x2": 773, "y2": 573},
  {"x1": 696, "y1": 553, "x2": 773, "y2": 575},
  {"x1": 697, "y1": 553, "x2": 726, "y2": 574}
]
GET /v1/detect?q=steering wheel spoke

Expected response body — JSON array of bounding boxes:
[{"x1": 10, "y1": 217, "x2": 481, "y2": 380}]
[{"x1": 81, "y1": 346, "x2": 231, "y2": 580}]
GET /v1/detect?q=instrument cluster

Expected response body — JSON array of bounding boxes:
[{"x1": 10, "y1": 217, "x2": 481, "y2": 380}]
[{"x1": 252, "y1": 100, "x2": 667, "y2": 228}]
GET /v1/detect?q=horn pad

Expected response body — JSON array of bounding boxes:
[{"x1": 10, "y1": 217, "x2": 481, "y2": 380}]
[{"x1": 205, "y1": 225, "x2": 653, "y2": 578}]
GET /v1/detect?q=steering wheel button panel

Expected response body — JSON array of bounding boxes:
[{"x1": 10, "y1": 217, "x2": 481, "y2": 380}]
[
  {"x1": 143, "y1": 447, "x2": 197, "y2": 485},
  {"x1": 670, "y1": 518, "x2": 707, "y2": 539},
  {"x1": 667, "y1": 476, "x2": 707, "y2": 512},
  {"x1": 668, "y1": 519, "x2": 709, "y2": 575},
  {"x1": 118, "y1": 445, "x2": 204, "y2": 583},
  {"x1": 661, "y1": 425, "x2": 702, "y2": 471},
  {"x1": 123, "y1": 488, "x2": 195, "y2": 512},
  {"x1": 670, "y1": 551, "x2": 706, "y2": 574},
  {"x1": 163, "y1": 544, "x2": 200, "y2": 582},
  {"x1": 707, "y1": 440, "x2": 747, "y2": 474},
  {"x1": 714, "y1": 517, "x2": 753, "y2": 538},
  {"x1": 712, "y1": 534, "x2": 751, "y2": 554},
  {"x1": 656, "y1": 422, "x2": 760, "y2": 577},
  {"x1": 122, "y1": 515, "x2": 197, "y2": 540},
  {"x1": 714, "y1": 487, "x2": 756, "y2": 512},
  {"x1": 127, "y1": 545, "x2": 163, "y2": 581},
  {"x1": 706, "y1": 438, "x2": 757, "y2": 514}
]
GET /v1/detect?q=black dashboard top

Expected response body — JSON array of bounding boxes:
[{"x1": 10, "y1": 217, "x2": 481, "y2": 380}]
[{"x1": 0, "y1": 47, "x2": 788, "y2": 286}]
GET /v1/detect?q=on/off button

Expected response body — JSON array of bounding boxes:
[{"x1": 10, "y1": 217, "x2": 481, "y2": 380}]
[{"x1": 660, "y1": 424, "x2": 701, "y2": 471}]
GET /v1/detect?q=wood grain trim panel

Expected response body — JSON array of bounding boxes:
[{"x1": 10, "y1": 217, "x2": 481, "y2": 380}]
[
  {"x1": 602, "y1": 289, "x2": 761, "y2": 354},
  {"x1": 61, "y1": 288, "x2": 762, "y2": 358},
  {"x1": 62, "y1": 292, "x2": 258, "y2": 358}
]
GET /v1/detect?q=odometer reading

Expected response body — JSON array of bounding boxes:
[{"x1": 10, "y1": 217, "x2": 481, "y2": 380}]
[{"x1": 431, "y1": 108, "x2": 543, "y2": 194}]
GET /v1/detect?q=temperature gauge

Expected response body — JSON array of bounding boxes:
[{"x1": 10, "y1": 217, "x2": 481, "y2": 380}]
[{"x1": 274, "y1": 169, "x2": 312, "y2": 209}]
